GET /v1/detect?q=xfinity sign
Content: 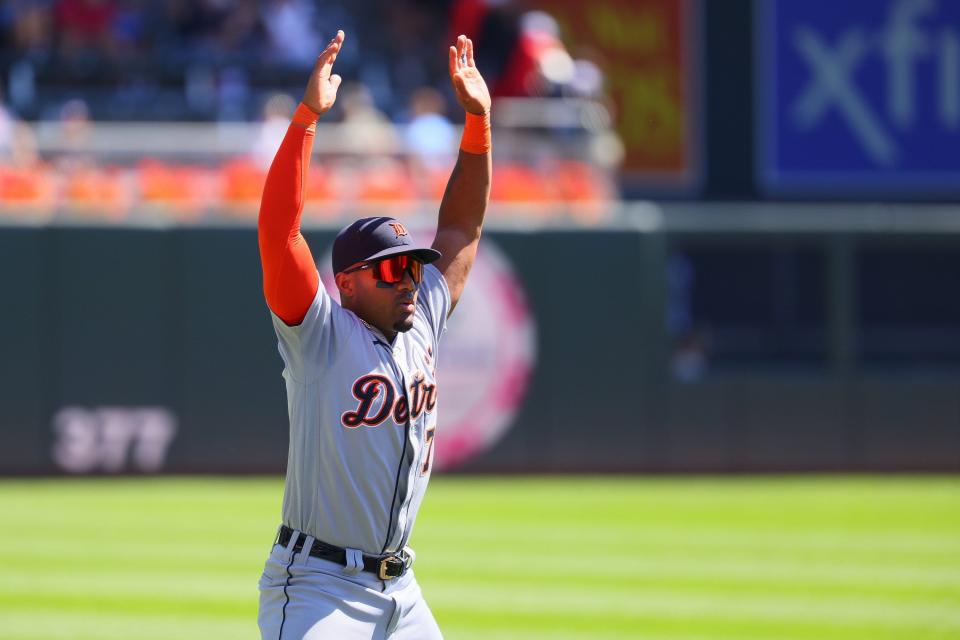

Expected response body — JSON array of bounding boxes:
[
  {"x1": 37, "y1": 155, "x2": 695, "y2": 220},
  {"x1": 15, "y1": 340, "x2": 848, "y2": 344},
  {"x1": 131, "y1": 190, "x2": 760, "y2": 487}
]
[{"x1": 758, "y1": 0, "x2": 960, "y2": 195}]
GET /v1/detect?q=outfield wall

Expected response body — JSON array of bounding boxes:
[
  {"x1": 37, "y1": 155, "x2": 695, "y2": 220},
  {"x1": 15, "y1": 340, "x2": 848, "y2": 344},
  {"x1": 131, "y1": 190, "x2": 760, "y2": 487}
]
[{"x1": 2, "y1": 211, "x2": 959, "y2": 474}]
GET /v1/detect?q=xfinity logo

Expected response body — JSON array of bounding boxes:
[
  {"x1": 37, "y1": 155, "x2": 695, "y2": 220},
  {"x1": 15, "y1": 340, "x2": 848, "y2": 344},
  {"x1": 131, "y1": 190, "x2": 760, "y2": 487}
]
[{"x1": 791, "y1": 0, "x2": 959, "y2": 166}]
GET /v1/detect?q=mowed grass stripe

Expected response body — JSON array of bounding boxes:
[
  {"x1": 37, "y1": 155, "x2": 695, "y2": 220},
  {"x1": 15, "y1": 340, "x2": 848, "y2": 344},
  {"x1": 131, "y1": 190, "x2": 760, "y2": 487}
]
[
  {"x1": 0, "y1": 571, "x2": 255, "y2": 603},
  {"x1": 419, "y1": 550, "x2": 960, "y2": 584},
  {"x1": 0, "y1": 534, "x2": 271, "y2": 567},
  {"x1": 424, "y1": 609, "x2": 960, "y2": 640},
  {"x1": 5, "y1": 548, "x2": 958, "y2": 594},
  {"x1": 7, "y1": 523, "x2": 956, "y2": 573},
  {"x1": 0, "y1": 610, "x2": 255, "y2": 640},
  {"x1": 6, "y1": 587, "x2": 955, "y2": 639},
  {"x1": 421, "y1": 582, "x2": 960, "y2": 627},
  {"x1": 3, "y1": 559, "x2": 955, "y2": 610},
  {"x1": 418, "y1": 522, "x2": 960, "y2": 556}
]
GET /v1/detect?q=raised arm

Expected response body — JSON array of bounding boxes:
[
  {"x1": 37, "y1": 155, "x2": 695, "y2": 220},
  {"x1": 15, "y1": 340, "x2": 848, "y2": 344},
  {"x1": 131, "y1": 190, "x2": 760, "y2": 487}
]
[
  {"x1": 432, "y1": 35, "x2": 493, "y2": 315},
  {"x1": 258, "y1": 31, "x2": 344, "y2": 325}
]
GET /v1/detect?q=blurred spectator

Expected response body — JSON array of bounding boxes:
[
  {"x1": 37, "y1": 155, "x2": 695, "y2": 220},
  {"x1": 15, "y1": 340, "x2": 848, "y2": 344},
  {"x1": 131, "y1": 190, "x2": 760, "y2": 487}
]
[
  {"x1": 404, "y1": 86, "x2": 455, "y2": 172},
  {"x1": 9, "y1": 121, "x2": 42, "y2": 169},
  {"x1": 381, "y1": 0, "x2": 447, "y2": 109},
  {"x1": 111, "y1": 0, "x2": 154, "y2": 55},
  {"x1": 0, "y1": 91, "x2": 53, "y2": 216},
  {"x1": 0, "y1": 92, "x2": 15, "y2": 159},
  {"x1": 2, "y1": 0, "x2": 602, "y2": 123},
  {"x1": 58, "y1": 97, "x2": 92, "y2": 156},
  {"x1": 250, "y1": 92, "x2": 296, "y2": 170},
  {"x1": 450, "y1": 2, "x2": 592, "y2": 98},
  {"x1": 568, "y1": 56, "x2": 604, "y2": 99},
  {"x1": 50, "y1": 98, "x2": 95, "y2": 196},
  {"x1": 260, "y1": 0, "x2": 321, "y2": 67},
  {"x1": 162, "y1": 0, "x2": 223, "y2": 52},
  {"x1": 163, "y1": 0, "x2": 262, "y2": 57},
  {"x1": 4, "y1": 0, "x2": 55, "y2": 55},
  {"x1": 448, "y1": 0, "x2": 521, "y2": 95},
  {"x1": 339, "y1": 83, "x2": 399, "y2": 154},
  {"x1": 0, "y1": 121, "x2": 55, "y2": 216},
  {"x1": 218, "y1": 0, "x2": 262, "y2": 53},
  {"x1": 55, "y1": 0, "x2": 118, "y2": 58},
  {"x1": 217, "y1": 65, "x2": 251, "y2": 120},
  {"x1": 501, "y1": 10, "x2": 574, "y2": 97}
]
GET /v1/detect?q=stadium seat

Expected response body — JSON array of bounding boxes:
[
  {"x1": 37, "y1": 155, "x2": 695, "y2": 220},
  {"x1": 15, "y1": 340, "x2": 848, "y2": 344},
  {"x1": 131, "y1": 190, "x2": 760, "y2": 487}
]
[
  {"x1": 61, "y1": 164, "x2": 131, "y2": 221},
  {"x1": 221, "y1": 158, "x2": 266, "y2": 217},
  {"x1": 137, "y1": 160, "x2": 213, "y2": 221},
  {"x1": 554, "y1": 160, "x2": 615, "y2": 224},
  {"x1": 355, "y1": 158, "x2": 417, "y2": 203},
  {"x1": 488, "y1": 164, "x2": 559, "y2": 218},
  {"x1": 0, "y1": 164, "x2": 56, "y2": 218}
]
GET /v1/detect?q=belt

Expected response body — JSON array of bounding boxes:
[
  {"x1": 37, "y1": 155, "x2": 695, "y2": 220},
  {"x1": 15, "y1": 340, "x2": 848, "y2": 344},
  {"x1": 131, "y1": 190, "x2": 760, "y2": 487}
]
[{"x1": 276, "y1": 525, "x2": 410, "y2": 580}]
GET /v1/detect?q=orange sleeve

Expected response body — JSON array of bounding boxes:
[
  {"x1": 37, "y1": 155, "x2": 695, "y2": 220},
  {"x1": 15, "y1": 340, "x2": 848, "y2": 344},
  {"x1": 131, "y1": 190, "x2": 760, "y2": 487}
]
[{"x1": 258, "y1": 103, "x2": 322, "y2": 326}]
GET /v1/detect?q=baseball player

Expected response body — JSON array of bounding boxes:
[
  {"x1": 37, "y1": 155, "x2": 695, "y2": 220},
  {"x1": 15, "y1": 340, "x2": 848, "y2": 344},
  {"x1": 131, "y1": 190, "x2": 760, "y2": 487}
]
[{"x1": 256, "y1": 30, "x2": 491, "y2": 639}]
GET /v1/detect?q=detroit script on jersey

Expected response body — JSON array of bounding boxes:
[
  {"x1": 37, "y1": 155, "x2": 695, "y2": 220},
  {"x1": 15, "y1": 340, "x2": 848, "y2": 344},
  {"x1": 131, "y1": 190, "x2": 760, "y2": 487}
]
[
  {"x1": 341, "y1": 369, "x2": 438, "y2": 428},
  {"x1": 270, "y1": 264, "x2": 451, "y2": 555}
]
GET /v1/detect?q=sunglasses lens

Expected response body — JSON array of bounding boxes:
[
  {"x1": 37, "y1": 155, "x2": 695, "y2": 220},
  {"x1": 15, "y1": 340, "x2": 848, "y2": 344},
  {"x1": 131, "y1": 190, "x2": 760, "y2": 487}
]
[
  {"x1": 375, "y1": 257, "x2": 401, "y2": 283},
  {"x1": 373, "y1": 255, "x2": 423, "y2": 284},
  {"x1": 409, "y1": 258, "x2": 423, "y2": 283}
]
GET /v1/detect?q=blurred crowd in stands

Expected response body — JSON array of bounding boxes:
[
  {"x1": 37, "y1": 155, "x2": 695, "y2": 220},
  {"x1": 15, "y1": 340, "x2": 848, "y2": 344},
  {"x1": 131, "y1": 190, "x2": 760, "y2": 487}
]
[
  {"x1": 0, "y1": 0, "x2": 619, "y2": 221},
  {"x1": 1, "y1": 0, "x2": 606, "y2": 120}
]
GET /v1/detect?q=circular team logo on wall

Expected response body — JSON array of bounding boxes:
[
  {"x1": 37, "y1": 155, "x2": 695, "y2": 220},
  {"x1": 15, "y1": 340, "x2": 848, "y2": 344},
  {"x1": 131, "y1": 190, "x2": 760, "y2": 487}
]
[{"x1": 319, "y1": 231, "x2": 537, "y2": 470}]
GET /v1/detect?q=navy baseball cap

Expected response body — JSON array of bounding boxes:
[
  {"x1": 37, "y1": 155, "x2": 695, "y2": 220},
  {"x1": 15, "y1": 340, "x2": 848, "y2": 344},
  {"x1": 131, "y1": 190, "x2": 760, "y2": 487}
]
[{"x1": 332, "y1": 216, "x2": 442, "y2": 274}]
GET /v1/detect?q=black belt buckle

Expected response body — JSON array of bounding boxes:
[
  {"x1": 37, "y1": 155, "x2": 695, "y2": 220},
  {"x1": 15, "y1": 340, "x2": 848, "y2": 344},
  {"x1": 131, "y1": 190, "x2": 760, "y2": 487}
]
[{"x1": 378, "y1": 555, "x2": 406, "y2": 580}]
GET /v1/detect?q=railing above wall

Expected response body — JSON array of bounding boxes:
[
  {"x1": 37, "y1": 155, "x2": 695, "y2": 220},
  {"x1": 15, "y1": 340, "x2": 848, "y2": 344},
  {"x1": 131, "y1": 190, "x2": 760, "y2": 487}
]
[{"x1": 0, "y1": 98, "x2": 622, "y2": 225}]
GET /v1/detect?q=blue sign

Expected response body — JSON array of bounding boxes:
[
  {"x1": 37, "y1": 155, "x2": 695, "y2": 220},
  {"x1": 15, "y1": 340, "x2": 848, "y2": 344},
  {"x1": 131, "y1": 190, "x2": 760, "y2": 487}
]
[{"x1": 757, "y1": 0, "x2": 960, "y2": 195}]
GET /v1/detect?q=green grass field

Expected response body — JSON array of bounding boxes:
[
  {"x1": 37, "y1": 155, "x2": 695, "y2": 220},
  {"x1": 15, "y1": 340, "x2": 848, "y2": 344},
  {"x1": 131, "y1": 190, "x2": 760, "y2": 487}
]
[{"x1": 1, "y1": 476, "x2": 958, "y2": 639}]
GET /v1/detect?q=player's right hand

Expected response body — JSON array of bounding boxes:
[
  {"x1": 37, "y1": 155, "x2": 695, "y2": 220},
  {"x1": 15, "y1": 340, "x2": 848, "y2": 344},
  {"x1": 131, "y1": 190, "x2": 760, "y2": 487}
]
[{"x1": 303, "y1": 30, "x2": 345, "y2": 116}]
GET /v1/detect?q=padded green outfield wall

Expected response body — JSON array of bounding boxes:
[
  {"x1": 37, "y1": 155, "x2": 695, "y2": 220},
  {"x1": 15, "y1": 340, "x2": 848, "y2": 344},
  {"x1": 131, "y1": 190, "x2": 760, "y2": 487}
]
[{"x1": 0, "y1": 224, "x2": 957, "y2": 474}]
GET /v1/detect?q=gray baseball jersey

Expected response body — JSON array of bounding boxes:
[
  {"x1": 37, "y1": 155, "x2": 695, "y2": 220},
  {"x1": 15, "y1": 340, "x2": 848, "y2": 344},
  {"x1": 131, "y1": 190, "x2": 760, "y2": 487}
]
[{"x1": 271, "y1": 263, "x2": 450, "y2": 555}]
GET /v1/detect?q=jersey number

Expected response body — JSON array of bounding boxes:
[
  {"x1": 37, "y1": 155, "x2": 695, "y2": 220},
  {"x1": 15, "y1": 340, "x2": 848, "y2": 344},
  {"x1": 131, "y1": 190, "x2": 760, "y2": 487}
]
[{"x1": 421, "y1": 426, "x2": 436, "y2": 476}]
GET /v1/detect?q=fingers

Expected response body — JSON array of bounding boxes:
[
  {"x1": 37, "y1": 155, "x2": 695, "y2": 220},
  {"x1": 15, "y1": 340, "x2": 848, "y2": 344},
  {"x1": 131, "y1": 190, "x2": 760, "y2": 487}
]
[
  {"x1": 448, "y1": 45, "x2": 458, "y2": 78},
  {"x1": 466, "y1": 37, "x2": 475, "y2": 67},
  {"x1": 330, "y1": 74, "x2": 342, "y2": 92},
  {"x1": 457, "y1": 34, "x2": 466, "y2": 66},
  {"x1": 317, "y1": 30, "x2": 345, "y2": 77}
]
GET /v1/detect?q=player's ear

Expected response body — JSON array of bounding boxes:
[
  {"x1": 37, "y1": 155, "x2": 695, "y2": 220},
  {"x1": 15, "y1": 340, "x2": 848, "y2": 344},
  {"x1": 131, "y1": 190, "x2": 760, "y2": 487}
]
[{"x1": 335, "y1": 272, "x2": 354, "y2": 298}]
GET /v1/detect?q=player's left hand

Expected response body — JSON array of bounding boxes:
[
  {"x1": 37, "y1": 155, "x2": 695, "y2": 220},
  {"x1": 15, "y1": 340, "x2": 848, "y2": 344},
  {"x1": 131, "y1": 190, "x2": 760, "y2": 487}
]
[
  {"x1": 448, "y1": 35, "x2": 491, "y2": 116},
  {"x1": 303, "y1": 30, "x2": 345, "y2": 116}
]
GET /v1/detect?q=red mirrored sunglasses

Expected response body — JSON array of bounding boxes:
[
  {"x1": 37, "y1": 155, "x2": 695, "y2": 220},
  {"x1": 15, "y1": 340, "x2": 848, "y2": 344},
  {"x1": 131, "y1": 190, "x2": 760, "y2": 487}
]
[{"x1": 343, "y1": 254, "x2": 424, "y2": 285}]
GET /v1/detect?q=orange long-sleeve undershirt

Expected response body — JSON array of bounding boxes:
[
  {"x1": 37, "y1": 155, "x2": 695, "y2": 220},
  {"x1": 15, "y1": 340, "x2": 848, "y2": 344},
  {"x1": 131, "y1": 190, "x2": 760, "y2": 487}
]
[{"x1": 258, "y1": 104, "x2": 321, "y2": 326}]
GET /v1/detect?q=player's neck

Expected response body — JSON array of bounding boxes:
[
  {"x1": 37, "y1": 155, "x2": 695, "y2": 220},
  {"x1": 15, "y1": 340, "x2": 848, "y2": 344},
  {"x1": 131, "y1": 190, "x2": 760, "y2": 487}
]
[
  {"x1": 342, "y1": 298, "x2": 398, "y2": 342},
  {"x1": 357, "y1": 315, "x2": 397, "y2": 343}
]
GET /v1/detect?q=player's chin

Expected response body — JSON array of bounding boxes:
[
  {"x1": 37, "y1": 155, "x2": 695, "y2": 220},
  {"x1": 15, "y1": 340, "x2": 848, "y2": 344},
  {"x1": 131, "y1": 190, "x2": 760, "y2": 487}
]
[{"x1": 392, "y1": 313, "x2": 415, "y2": 334}]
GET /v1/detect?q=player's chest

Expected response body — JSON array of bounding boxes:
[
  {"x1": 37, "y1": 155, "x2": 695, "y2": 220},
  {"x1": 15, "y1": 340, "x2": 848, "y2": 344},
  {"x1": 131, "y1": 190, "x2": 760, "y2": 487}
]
[{"x1": 337, "y1": 332, "x2": 438, "y2": 431}]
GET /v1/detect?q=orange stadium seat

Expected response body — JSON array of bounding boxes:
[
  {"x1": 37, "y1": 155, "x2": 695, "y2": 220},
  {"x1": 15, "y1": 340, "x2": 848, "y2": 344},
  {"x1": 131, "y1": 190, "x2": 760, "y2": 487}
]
[
  {"x1": 490, "y1": 164, "x2": 557, "y2": 202},
  {"x1": 412, "y1": 166, "x2": 450, "y2": 202},
  {"x1": 302, "y1": 163, "x2": 343, "y2": 220},
  {"x1": 489, "y1": 164, "x2": 558, "y2": 218},
  {"x1": 341, "y1": 158, "x2": 417, "y2": 218},
  {"x1": 0, "y1": 164, "x2": 56, "y2": 217},
  {"x1": 137, "y1": 160, "x2": 213, "y2": 221},
  {"x1": 553, "y1": 160, "x2": 616, "y2": 224},
  {"x1": 355, "y1": 158, "x2": 417, "y2": 204},
  {"x1": 221, "y1": 158, "x2": 266, "y2": 217},
  {"x1": 61, "y1": 164, "x2": 131, "y2": 221}
]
